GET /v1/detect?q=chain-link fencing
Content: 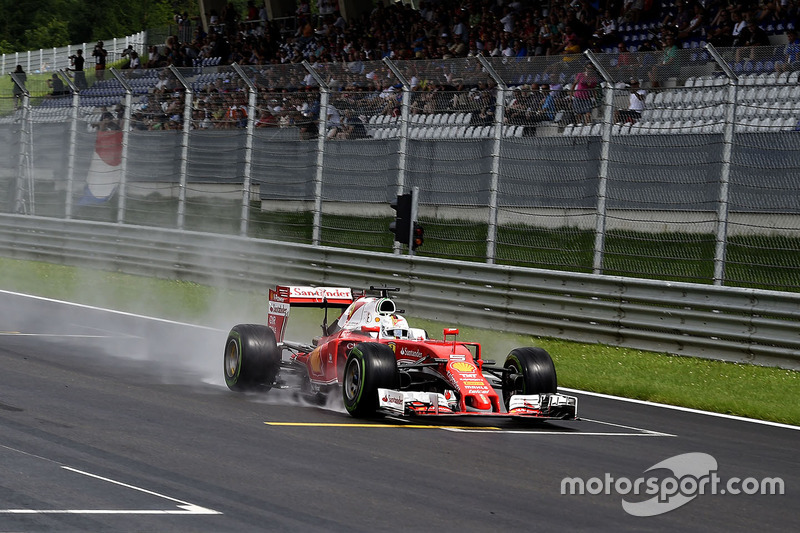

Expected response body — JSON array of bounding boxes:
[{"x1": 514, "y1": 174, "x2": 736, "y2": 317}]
[{"x1": 1, "y1": 46, "x2": 800, "y2": 291}]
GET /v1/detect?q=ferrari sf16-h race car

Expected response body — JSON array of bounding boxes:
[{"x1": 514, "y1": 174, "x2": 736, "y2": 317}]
[{"x1": 223, "y1": 285, "x2": 577, "y2": 420}]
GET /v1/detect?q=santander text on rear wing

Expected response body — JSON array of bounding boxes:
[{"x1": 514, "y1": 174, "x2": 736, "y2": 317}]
[{"x1": 268, "y1": 286, "x2": 354, "y2": 342}]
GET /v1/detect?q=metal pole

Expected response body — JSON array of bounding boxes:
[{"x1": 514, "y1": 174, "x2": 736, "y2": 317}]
[
  {"x1": 110, "y1": 69, "x2": 132, "y2": 224},
  {"x1": 10, "y1": 72, "x2": 30, "y2": 214},
  {"x1": 302, "y1": 61, "x2": 329, "y2": 246},
  {"x1": 60, "y1": 70, "x2": 80, "y2": 219},
  {"x1": 15, "y1": 94, "x2": 32, "y2": 214},
  {"x1": 584, "y1": 50, "x2": 617, "y2": 275},
  {"x1": 383, "y1": 58, "x2": 411, "y2": 256},
  {"x1": 406, "y1": 186, "x2": 419, "y2": 257},
  {"x1": 705, "y1": 44, "x2": 739, "y2": 286},
  {"x1": 169, "y1": 65, "x2": 193, "y2": 230},
  {"x1": 477, "y1": 55, "x2": 507, "y2": 265},
  {"x1": 232, "y1": 63, "x2": 258, "y2": 236}
]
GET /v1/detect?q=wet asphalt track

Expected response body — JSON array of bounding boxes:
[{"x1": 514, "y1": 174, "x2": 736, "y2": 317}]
[{"x1": 0, "y1": 290, "x2": 797, "y2": 532}]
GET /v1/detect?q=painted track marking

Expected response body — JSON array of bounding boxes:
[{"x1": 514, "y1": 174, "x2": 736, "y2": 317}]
[
  {"x1": 0, "y1": 444, "x2": 221, "y2": 516},
  {"x1": 266, "y1": 422, "x2": 502, "y2": 430},
  {"x1": 265, "y1": 418, "x2": 675, "y2": 436}
]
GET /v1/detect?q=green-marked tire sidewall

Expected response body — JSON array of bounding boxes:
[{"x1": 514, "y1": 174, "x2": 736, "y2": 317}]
[
  {"x1": 344, "y1": 348, "x2": 366, "y2": 413},
  {"x1": 225, "y1": 331, "x2": 243, "y2": 388}
]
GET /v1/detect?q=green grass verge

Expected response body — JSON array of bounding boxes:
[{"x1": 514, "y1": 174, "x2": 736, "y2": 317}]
[
  {"x1": 23, "y1": 193, "x2": 800, "y2": 291},
  {"x1": 1, "y1": 256, "x2": 798, "y2": 426}
]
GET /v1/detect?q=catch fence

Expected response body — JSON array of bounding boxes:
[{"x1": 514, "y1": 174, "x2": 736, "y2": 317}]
[{"x1": 2, "y1": 44, "x2": 800, "y2": 292}]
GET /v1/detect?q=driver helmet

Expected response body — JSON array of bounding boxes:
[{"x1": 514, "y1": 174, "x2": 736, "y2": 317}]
[{"x1": 379, "y1": 313, "x2": 409, "y2": 338}]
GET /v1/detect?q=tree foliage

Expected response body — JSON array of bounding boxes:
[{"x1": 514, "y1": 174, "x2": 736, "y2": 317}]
[{"x1": 0, "y1": 0, "x2": 195, "y2": 51}]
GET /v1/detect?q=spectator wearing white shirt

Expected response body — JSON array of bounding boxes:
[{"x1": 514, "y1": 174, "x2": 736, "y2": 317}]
[{"x1": 616, "y1": 79, "x2": 646, "y2": 124}]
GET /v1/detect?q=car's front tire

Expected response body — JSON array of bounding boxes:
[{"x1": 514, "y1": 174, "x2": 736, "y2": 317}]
[
  {"x1": 342, "y1": 343, "x2": 398, "y2": 417},
  {"x1": 501, "y1": 347, "x2": 557, "y2": 410},
  {"x1": 224, "y1": 324, "x2": 280, "y2": 391}
]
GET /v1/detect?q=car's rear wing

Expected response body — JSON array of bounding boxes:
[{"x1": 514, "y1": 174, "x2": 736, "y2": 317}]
[{"x1": 268, "y1": 285, "x2": 354, "y2": 342}]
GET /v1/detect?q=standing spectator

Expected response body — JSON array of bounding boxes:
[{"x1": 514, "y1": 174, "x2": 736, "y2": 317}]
[
  {"x1": 570, "y1": 63, "x2": 598, "y2": 125},
  {"x1": 10, "y1": 65, "x2": 26, "y2": 109},
  {"x1": 120, "y1": 45, "x2": 134, "y2": 66},
  {"x1": 93, "y1": 41, "x2": 108, "y2": 81},
  {"x1": 69, "y1": 49, "x2": 87, "y2": 89},
  {"x1": 616, "y1": 42, "x2": 637, "y2": 81}
]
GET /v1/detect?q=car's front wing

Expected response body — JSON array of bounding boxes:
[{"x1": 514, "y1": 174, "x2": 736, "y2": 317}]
[{"x1": 377, "y1": 389, "x2": 578, "y2": 420}]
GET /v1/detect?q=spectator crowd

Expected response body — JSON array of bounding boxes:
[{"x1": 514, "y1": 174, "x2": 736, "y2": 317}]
[{"x1": 118, "y1": 0, "x2": 800, "y2": 133}]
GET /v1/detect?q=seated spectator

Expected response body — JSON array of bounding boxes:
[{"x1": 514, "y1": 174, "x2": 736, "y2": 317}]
[
  {"x1": 615, "y1": 79, "x2": 646, "y2": 124},
  {"x1": 648, "y1": 33, "x2": 679, "y2": 88},
  {"x1": 735, "y1": 17, "x2": 770, "y2": 62},
  {"x1": 677, "y1": 4, "x2": 705, "y2": 43},
  {"x1": 707, "y1": 8, "x2": 734, "y2": 47},
  {"x1": 337, "y1": 110, "x2": 368, "y2": 139},
  {"x1": 776, "y1": 29, "x2": 800, "y2": 72},
  {"x1": 47, "y1": 73, "x2": 66, "y2": 97}
]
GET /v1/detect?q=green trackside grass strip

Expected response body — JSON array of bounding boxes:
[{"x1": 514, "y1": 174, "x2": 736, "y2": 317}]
[
  {"x1": 40, "y1": 196, "x2": 800, "y2": 291},
  {"x1": 1, "y1": 257, "x2": 798, "y2": 426}
]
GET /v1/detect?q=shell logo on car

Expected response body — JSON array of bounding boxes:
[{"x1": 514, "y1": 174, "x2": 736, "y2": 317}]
[{"x1": 451, "y1": 362, "x2": 475, "y2": 373}]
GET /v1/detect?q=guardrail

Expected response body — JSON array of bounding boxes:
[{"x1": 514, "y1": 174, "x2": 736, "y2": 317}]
[{"x1": 1, "y1": 213, "x2": 798, "y2": 369}]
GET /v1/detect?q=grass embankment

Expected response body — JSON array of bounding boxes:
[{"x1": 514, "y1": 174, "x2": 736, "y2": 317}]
[
  {"x1": 1, "y1": 257, "x2": 798, "y2": 426},
  {"x1": 46, "y1": 195, "x2": 800, "y2": 292}
]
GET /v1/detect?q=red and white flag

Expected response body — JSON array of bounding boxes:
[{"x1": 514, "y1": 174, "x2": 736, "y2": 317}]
[{"x1": 81, "y1": 130, "x2": 122, "y2": 203}]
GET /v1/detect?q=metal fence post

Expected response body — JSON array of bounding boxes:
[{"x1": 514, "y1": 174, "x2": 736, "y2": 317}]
[
  {"x1": 302, "y1": 61, "x2": 329, "y2": 246},
  {"x1": 10, "y1": 73, "x2": 31, "y2": 214},
  {"x1": 705, "y1": 44, "x2": 738, "y2": 286},
  {"x1": 232, "y1": 63, "x2": 258, "y2": 236},
  {"x1": 477, "y1": 56, "x2": 507, "y2": 265},
  {"x1": 383, "y1": 58, "x2": 411, "y2": 255},
  {"x1": 169, "y1": 66, "x2": 193, "y2": 230},
  {"x1": 585, "y1": 50, "x2": 616, "y2": 275},
  {"x1": 60, "y1": 70, "x2": 80, "y2": 219},
  {"x1": 110, "y1": 69, "x2": 132, "y2": 224}
]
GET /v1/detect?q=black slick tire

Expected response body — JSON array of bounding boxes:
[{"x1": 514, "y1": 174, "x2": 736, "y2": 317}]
[
  {"x1": 502, "y1": 347, "x2": 557, "y2": 410},
  {"x1": 224, "y1": 324, "x2": 280, "y2": 391},
  {"x1": 342, "y1": 342, "x2": 398, "y2": 417}
]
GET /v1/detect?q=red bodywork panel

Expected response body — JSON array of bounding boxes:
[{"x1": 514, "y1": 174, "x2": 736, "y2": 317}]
[{"x1": 292, "y1": 328, "x2": 500, "y2": 413}]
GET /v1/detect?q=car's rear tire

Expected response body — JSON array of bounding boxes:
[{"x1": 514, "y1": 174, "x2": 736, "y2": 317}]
[
  {"x1": 342, "y1": 343, "x2": 398, "y2": 417},
  {"x1": 502, "y1": 347, "x2": 557, "y2": 410},
  {"x1": 224, "y1": 324, "x2": 280, "y2": 391}
]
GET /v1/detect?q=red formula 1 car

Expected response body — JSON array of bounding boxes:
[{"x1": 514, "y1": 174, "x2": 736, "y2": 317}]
[{"x1": 223, "y1": 285, "x2": 577, "y2": 420}]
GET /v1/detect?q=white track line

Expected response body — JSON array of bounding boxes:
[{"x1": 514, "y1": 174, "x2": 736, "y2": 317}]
[
  {"x1": 561, "y1": 388, "x2": 800, "y2": 431},
  {"x1": 0, "y1": 289, "x2": 223, "y2": 331},
  {"x1": 0, "y1": 444, "x2": 221, "y2": 515},
  {"x1": 443, "y1": 418, "x2": 675, "y2": 436},
  {"x1": 0, "y1": 467, "x2": 221, "y2": 515},
  {"x1": 0, "y1": 333, "x2": 127, "y2": 338}
]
